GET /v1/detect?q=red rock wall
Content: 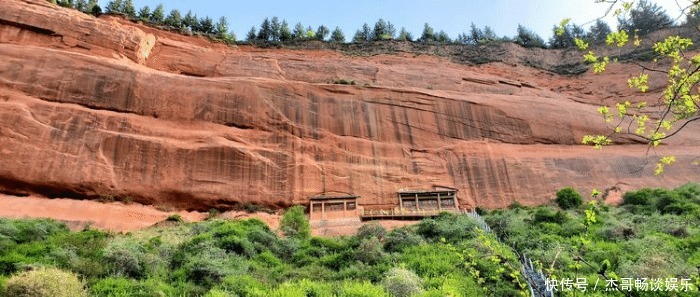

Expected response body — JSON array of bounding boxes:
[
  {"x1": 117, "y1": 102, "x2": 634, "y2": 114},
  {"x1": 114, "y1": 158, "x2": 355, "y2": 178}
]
[{"x1": 0, "y1": 0, "x2": 698, "y2": 211}]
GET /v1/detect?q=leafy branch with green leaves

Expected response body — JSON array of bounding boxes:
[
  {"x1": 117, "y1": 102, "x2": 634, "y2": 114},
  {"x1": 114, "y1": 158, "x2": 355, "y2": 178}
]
[{"x1": 570, "y1": 1, "x2": 700, "y2": 174}]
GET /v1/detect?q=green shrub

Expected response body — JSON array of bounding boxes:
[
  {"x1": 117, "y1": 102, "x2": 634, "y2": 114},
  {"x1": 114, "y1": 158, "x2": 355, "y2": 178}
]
[
  {"x1": 166, "y1": 214, "x2": 183, "y2": 222},
  {"x1": 89, "y1": 277, "x2": 158, "y2": 297},
  {"x1": 354, "y1": 237, "x2": 386, "y2": 264},
  {"x1": 219, "y1": 236, "x2": 256, "y2": 257},
  {"x1": 622, "y1": 188, "x2": 656, "y2": 206},
  {"x1": 555, "y1": 187, "x2": 583, "y2": 209},
  {"x1": 416, "y1": 213, "x2": 480, "y2": 243},
  {"x1": 219, "y1": 274, "x2": 269, "y2": 296},
  {"x1": 384, "y1": 227, "x2": 424, "y2": 252},
  {"x1": 267, "y1": 279, "x2": 335, "y2": 297},
  {"x1": 280, "y1": 206, "x2": 310, "y2": 239},
  {"x1": 103, "y1": 238, "x2": 148, "y2": 278},
  {"x1": 176, "y1": 242, "x2": 248, "y2": 286},
  {"x1": 401, "y1": 244, "x2": 461, "y2": 278},
  {"x1": 203, "y1": 288, "x2": 233, "y2": 297},
  {"x1": 381, "y1": 267, "x2": 424, "y2": 297},
  {"x1": 3, "y1": 267, "x2": 87, "y2": 297},
  {"x1": 334, "y1": 79, "x2": 356, "y2": 85},
  {"x1": 0, "y1": 218, "x2": 69, "y2": 244},
  {"x1": 357, "y1": 223, "x2": 387, "y2": 241},
  {"x1": 532, "y1": 207, "x2": 568, "y2": 224},
  {"x1": 340, "y1": 280, "x2": 388, "y2": 297}
]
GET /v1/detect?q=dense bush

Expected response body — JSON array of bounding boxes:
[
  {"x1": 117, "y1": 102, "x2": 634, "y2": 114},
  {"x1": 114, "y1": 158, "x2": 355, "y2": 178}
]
[
  {"x1": 356, "y1": 222, "x2": 386, "y2": 241},
  {"x1": 482, "y1": 183, "x2": 700, "y2": 297},
  {"x1": 280, "y1": 205, "x2": 310, "y2": 239},
  {"x1": 103, "y1": 238, "x2": 148, "y2": 278},
  {"x1": 555, "y1": 187, "x2": 583, "y2": 209},
  {"x1": 2, "y1": 267, "x2": 87, "y2": 297},
  {"x1": 416, "y1": 212, "x2": 480, "y2": 243},
  {"x1": 384, "y1": 226, "x2": 424, "y2": 252},
  {"x1": 381, "y1": 267, "x2": 423, "y2": 297}
]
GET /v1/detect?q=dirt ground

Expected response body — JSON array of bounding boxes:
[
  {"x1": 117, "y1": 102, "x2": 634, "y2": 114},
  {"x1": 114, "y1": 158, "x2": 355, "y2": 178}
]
[{"x1": 0, "y1": 194, "x2": 418, "y2": 235}]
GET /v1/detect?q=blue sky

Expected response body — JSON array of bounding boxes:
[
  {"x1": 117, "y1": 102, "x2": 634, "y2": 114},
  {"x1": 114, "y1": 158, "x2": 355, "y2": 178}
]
[{"x1": 99, "y1": 1, "x2": 686, "y2": 41}]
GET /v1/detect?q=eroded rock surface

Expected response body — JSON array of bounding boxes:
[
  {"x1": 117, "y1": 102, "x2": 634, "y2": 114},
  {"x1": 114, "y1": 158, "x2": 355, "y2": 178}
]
[{"x1": 1, "y1": 0, "x2": 698, "y2": 211}]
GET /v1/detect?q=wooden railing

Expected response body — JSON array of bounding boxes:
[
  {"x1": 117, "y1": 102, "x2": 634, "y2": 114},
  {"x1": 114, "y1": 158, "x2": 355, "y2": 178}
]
[{"x1": 361, "y1": 208, "x2": 464, "y2": 218}]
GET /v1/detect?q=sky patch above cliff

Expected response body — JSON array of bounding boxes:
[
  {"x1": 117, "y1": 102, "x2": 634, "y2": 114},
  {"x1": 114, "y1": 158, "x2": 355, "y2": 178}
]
[{"x1": 101, "y1": 0, "x2": 686, "y2": 40}]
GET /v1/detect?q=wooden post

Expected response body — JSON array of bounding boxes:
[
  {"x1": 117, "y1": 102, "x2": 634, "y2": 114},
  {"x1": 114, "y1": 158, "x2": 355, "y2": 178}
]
[
  {"x1": 321, "y1": 202, "x2": 325, "y2": 219},
  {"x1": 399, "y1": 193, "x2": 403, "y2": 211},
  {"x1": 310, "y1": 202, "x2": 314, "y2": 218},
  {"x1": 437, "y1": 193, "x2": 442, "y2": 211},
  {"x1": 343, "y1": 200, "x2": 348, "y2": 217},
  {"x1": 415, "y1": 193, "x2": 419, "y2": 211}
]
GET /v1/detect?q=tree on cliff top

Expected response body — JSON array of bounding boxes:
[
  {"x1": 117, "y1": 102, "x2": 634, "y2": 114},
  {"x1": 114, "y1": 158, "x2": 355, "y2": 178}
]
[
  {"x1": 150, "y1": 3, "x2": 165, "y2": 24},
  {"x1": 120, "y1": 0, "x2": 135, "y2": 19},
  {"x1": 105, "y1": 0, "x2": 121, "y2": 14},
  {"x1": 330, "y1": 26, "x2": 345, "y2": 43},
  {"x1": 577, "y1": 0, "x2": 700, "y2": 174},
  {"x1": 514, "y1": 24, "x2": 545, "y2": 48},
  {"x1": 137, "y1": 6, "x2": 150, "y2": 22},
  {"x1": 617, "y1": 0, "x2": 672, "y2": 36},
  {"x1": 164, "y1": 9, "x2": 182, "y2": 28}
]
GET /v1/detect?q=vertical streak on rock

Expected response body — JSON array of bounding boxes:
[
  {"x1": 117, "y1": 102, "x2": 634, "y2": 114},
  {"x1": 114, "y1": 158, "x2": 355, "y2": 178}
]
[
  {"x1": 309, "y1": 93, "x2": 319, "y2": 140},
  {"x1": 390, "y1": 105, "x2": 401, "y2": 143}
]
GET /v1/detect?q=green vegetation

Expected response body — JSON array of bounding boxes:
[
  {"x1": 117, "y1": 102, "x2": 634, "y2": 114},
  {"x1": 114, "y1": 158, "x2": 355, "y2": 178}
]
[
  {"x1": 2, "y1": 267, "x2": 87, "y2": 297},
  {"x1": 484, "y1": 183, "x2": 700, "y2": 296},
  {"x1": 579, "y1": 1, "x2": 699, "y2": 173},
  {"x1": 1, "y1": 185, "x2": 699, "y2": 295},
  {"x1": 555, "y1": 187, "x2": 583, "y2": 210},
  {"x1": 0, "y1": 211, "x2": 528, "y2": 296},
  {"x1": 50, "y1": 0, "x2": 681, "y2": 50}
]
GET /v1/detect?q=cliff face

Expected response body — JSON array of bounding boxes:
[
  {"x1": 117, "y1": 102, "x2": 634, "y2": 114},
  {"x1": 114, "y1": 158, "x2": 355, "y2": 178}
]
[{"x1": 1, "y1": 0, "x2": 698, "y2": 211}]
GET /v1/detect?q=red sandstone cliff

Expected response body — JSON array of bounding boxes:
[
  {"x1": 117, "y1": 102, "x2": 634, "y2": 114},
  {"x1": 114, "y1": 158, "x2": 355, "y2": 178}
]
[{"x1": 0, "y1": 0, "x2": 698, "y2": 211}]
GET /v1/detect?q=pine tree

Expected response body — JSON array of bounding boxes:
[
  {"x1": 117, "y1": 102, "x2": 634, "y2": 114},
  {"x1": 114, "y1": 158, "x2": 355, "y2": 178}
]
[
  {"x1": 292, "y1": 22, "x2": 305, "y2": 40},
  {"x1": 199, "y1": 16, "x2": 214, "y2": 34},
  {"x1": 164, "y1": 9, "x2": 182, "y2": 28},
  {"x1": 419, "y1": 23, "x2": 435, "y2": 42},
  {"x1": 305, "y1": 26, "x2": 315, "y2": 39},
  {"x1": 316, "y1": 25, "x2": 329, "y2": 41},
  {"x1": 257, "y1": 18, "x2": 272, "y2": 41},
  {"x1": 85, "y1": 0, "x2": 99, "y2": 14},
  {"x1": 74, "y1": 0, "x2": 87, "y2": 11},
  {"x1": 216, "y1": 16, "x2": 231, "y2": 41},
  {"x1": 270, "y1": 17, "x2": 281, "y2": 42},
  {"x1": 617, "y1": 0, "x2": 672, "y2": 35},
  {"x1": 455, "y1": 32, "x2": 469, "y2": 44},
  {"x1": 246, "y1": 26, "x2": 257, "y2": 41},
  {"x1": 106, "y1": 0, "x2": 122, "y2": 14},
  {"x1": 89, "y1": 1, "x2": 101, "y2": 15},
  {"x1": 436, "y1": 30, "x2": 451, "y2": 43},
  {"x1": 352, "y1": 23, "x2": 371, "y2": 42},
  {"x1": 468, "y1": 23, "x2": 481, "y2": 44},
  {"x1": 121, "y1": 0, "x2": 136, "y2": 18},
  {"x1": 330, "y1": 27, "x2": 345, "y2": 42},
  {"x1": 279, "y1": 20, "x2": 292, "y2": 42},
  {"x1": 182, "y1": 10, "x2": 196, "y2": 31},
  {"x1": 150, "y1": 3, "x2": 165, "y2": 24},
  {"x1": 514, "y1": 24, "x2": 545, "y2": 48},
  {"x1": 372, "y1": 18, "x2": 388, "y2": 41},
  {"x1": 397, "y1": 27, "x2": 413, "y2": 41},
  {"x1": 587, "y1": 19, "x2": 611, "y2": 44},
  {"x1": 137, "y1": 6, "x2": 150, "y2": 22},
  {"x1": 386, "y1": 21, "x2": 396, "y2": 40}
]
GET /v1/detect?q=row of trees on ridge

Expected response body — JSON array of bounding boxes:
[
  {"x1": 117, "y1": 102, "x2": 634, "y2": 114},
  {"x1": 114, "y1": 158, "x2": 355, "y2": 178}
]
[{"x1": 51, "y1": 0, "x2": 686, "y2": 49}]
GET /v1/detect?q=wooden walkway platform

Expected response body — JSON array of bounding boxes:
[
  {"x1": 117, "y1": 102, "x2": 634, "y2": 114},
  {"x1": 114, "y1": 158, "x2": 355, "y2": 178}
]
[{"x1": 360, "y1": 208, "x2": 465, "y2": 220}]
